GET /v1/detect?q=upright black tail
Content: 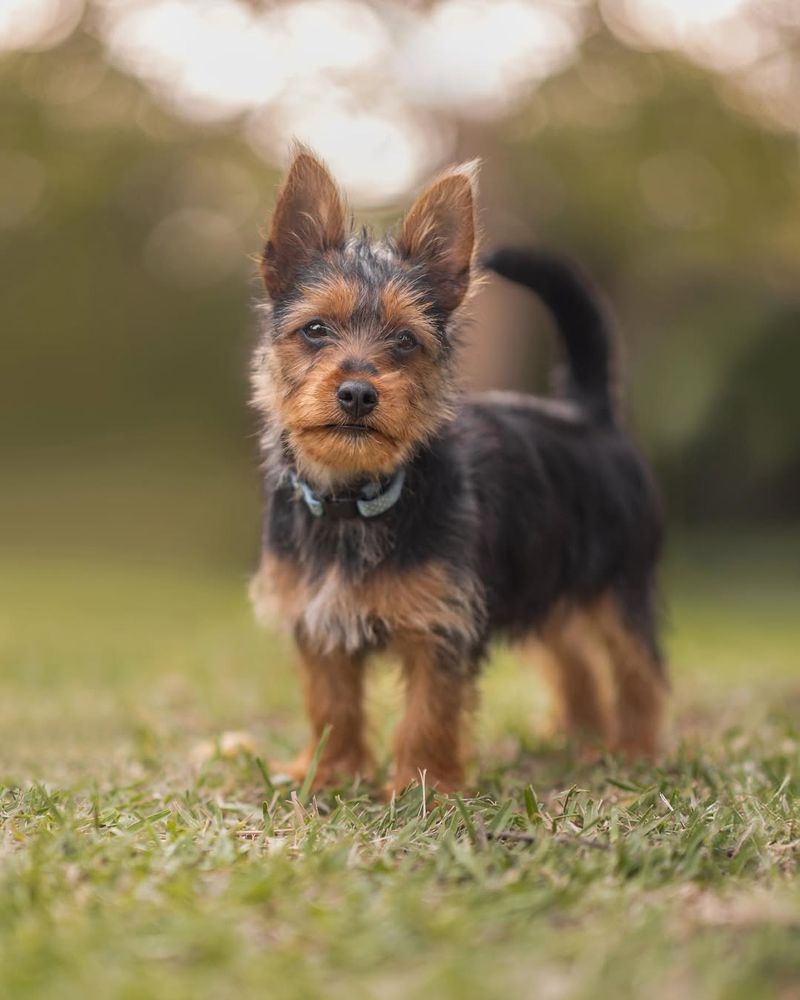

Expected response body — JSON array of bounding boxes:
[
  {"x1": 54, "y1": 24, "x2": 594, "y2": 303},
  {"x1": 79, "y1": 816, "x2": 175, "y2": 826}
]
[{"x1": 483, "y1": 247, "x2": 615, "y2": 425}]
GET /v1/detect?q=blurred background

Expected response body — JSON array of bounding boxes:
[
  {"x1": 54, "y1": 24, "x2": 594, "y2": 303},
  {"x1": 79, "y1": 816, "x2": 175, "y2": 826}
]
[
  {"x1": 3, "y1": 0, "x2": 800, "y2": 571},
  {"x1": 1, "y1": 0, "x2": 799, "y2": 766}
]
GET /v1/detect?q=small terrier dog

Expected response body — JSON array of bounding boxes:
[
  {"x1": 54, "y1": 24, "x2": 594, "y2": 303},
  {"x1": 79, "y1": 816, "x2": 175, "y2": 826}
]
[{"x1": 250, "y1": 147, "x2": 667, "y2": 793}]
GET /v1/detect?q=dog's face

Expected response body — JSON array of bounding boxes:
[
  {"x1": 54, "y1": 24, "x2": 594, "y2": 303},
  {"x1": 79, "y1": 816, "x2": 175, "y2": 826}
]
[{"x1": 252, "y1": 149, "x2": 477, "y2": 487}]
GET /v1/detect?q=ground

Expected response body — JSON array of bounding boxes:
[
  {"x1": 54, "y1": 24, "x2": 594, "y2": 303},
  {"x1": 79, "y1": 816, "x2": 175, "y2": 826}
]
[{"x1": 1, "y1": 532, "x2": 799, "y2": 1000}]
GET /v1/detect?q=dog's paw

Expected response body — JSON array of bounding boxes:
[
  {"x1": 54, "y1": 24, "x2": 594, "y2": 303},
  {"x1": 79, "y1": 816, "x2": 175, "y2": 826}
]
[{"x1": 269, "y1": 754, "x2": 373, "y2": 790}]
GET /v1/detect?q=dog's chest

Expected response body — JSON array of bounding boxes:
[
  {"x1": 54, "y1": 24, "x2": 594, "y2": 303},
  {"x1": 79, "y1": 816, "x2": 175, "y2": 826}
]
[
  {"x1": 296, "y1": 572, "x2": 389, "y2": 653},
  {"x1": 251, "y1": 554, "x2": 480, "y2": 656}
]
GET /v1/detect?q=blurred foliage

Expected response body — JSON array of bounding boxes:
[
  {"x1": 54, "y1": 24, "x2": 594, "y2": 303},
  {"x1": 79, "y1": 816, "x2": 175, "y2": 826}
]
[
  {"x1": 495, "y1": 30, "x2": 800, "y2": 522},
  {"x1": 1, "y1": 4, "x2": 799, "y2": 574},
  {"x1": 1, "y1": 33, "x2": 271, "y2": 451}
]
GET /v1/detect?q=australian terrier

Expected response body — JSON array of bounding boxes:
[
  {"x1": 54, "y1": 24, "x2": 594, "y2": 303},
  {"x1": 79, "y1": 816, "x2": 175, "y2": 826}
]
[{"x1": 250, "y1": 147, "x2": 667, "y2": 794}]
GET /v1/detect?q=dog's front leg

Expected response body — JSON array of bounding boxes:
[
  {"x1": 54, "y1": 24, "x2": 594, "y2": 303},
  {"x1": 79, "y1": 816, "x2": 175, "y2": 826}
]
[
  {"x1": 390, "y1": 637, "x2": 476, "y2": 795},
  {"x1": 272, "y1": 637, "x2": 372, "y2": 789}
]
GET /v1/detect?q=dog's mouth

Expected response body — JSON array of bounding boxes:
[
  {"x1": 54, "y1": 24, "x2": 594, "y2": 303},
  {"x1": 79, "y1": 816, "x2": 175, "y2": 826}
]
[
  {"x1": 320, "y1": 423, "x2": 384, "y2": 439},
  {"x1": 293, "y1": 422, "x2": 398, "y2": 449}
]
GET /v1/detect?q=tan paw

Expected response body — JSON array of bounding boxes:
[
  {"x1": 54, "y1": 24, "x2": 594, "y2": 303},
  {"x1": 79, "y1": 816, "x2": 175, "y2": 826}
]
[
  {"x1": 269, "y1": 754, "x2": 372, "y2": 790},
  {"x1": 267, "y1": 756, "x2": 311, "y2": 784}
]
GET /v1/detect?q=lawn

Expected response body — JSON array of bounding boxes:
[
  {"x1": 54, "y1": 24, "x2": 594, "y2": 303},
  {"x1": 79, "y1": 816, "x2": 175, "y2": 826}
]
[{"x1": 1, "y1": 532, "x2": 799, "y2": 1000}]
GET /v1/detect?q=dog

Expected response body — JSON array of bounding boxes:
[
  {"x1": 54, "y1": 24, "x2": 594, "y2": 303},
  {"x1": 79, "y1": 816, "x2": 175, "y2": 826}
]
[{"x1": 250, "y1": 147, "x2": 667, "y2": 794}]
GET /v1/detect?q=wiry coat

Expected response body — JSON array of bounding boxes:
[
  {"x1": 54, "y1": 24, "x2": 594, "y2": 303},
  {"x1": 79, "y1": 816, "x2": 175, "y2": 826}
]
[{"x1": 250, "y1": 150, "x2": 667, "y2": 793}]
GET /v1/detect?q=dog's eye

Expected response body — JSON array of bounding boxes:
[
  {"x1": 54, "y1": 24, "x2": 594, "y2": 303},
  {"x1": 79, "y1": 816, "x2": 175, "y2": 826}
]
[
  {"x1": 394, "y1": 330, "x2": 419, "y2": 353},
  {"x1": 301, "y1": 320, "x2": 330, "y2": 343}
]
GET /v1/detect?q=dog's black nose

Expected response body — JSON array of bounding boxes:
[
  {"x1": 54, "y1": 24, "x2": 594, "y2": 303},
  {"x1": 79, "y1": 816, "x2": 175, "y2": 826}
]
[{"x1": 336, "y1": 380, "x2": 378, "y2": 418}]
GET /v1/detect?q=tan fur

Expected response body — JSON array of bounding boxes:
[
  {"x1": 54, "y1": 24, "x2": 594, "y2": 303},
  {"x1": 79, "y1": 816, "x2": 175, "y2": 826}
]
[
  {"x1": 591, "y1": 594, "x2": 667, "y2": 757},
  {"x1": 539, "y1": 596, "x2": 667, "y2": 758},
  {"x1": 390, "y1": 635, "x2": 477, "y2": 793},
  {"x1": 252, "y1": 152, "x2": 475, "y2": 493},
  {"x1": 540, "y1": 604, "x2": 617, "y2": 747},
  {"x1": 379, "y1": 278, "x2": 440, "y2": 352},
  {"x1": 279, "y1": 275, "x2": 361, "y2": 334},
  {"x1": 253, "y1": 306, "x2": 455, "y2": 491},
  {"x1": 251, "y1": 554, "x2": 483, "y2": 657},
  {"x1": 253, "y1": 555, "x2": 483, "y2": 790},
  {"x1": 249, "y1": 553, "x2": 304, "y2": 631},
  {"x1": 272, "y1": 640, "x2": 372, "y2": 789}
]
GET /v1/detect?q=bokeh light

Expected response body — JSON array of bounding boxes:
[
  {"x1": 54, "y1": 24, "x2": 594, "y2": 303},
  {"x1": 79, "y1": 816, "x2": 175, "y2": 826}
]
[
  {"x1": 3, "y1": 0, "x2": 800, "y2": 556},
  {"x1": 101, "y1": 0, "x2": 290, "y2": 121},
  {"x1": 398, "y1": 0, "x2": 582, "y2": 118},
  {"x1": 3, "y1": 0, "x2": 800, "y2": 205},
  {"x1": 0, "y1": 0, "x2": 83, "y2": 52}
]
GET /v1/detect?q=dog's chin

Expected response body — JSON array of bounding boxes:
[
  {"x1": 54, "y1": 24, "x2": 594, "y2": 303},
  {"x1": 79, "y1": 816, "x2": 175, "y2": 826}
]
[{"x1": 288, "y1": 424, "x2": 409, "y2": 488}]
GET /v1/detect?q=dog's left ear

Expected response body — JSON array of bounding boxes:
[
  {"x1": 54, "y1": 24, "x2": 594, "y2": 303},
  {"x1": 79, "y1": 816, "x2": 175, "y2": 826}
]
[
  {"x1": 398, "y1": 162, "x2": 478, "y2": 313},
  {"x1": 261, "y1": 147, "x2": 347, "y2": 299}
]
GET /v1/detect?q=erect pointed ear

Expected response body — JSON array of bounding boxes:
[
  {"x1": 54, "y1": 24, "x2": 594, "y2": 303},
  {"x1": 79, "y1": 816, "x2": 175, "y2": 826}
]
[
  {"x1": 397, "y1": 162, "x2": 478, "y2": 313},
  {"x1": 261, "y1": 147, "x2": 347, "y2": 299}
]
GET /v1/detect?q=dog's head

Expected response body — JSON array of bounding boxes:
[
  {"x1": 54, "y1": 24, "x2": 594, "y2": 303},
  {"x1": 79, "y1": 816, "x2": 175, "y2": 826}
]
[{"x1": 252, "y1": 147, "x2": 478, "y2": 488}]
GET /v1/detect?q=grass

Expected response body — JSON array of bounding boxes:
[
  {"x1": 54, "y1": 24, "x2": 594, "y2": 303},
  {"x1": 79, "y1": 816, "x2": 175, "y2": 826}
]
[{"x1": 1, "y1": 534, "x2": 799, "y2": 1000}]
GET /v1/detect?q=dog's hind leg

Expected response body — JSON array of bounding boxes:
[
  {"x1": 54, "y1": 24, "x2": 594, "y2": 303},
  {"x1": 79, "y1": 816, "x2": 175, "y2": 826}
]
[
  {"x1": 591, "y1": 593, "x2": 668, "y2": 758},
  {"x1": 540, "y1": 607, "x2": 617, "y2": 751}
]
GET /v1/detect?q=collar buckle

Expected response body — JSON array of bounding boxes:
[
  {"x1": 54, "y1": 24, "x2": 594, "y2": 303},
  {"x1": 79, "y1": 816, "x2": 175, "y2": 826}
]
[{"x1": 319, "y1": 497, "x2": 360, "y2": 520}]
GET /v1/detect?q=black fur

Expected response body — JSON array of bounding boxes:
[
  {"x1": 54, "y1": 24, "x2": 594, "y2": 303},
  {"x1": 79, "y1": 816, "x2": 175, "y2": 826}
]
[
  {"x1": 483, "y1": 247, "x2": 615, "y2": 424},
  {"x1": 260, "y1": 247, "x2": 664, "y2": 671}
]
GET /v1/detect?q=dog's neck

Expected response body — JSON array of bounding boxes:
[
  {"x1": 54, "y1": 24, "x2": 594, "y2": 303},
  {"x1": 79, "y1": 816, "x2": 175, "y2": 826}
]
[
  {"x1": 288, "y1": 466, "x2": 407, "y2": 522},
  {"x1": 262, "y1": 437, "x2": 405, "y2": 578},
  {"x1": 259, "y1": 424, "x2": 397, "y2": 496},
  {"x1": 288, "y1": 462, "x2": 395, "y2": 502}
]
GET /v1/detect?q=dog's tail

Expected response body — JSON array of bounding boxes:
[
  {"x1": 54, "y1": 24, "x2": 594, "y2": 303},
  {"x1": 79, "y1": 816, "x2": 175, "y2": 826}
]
[{"x1": 483, "y1": 247, "x2": 615, "y2": 425}]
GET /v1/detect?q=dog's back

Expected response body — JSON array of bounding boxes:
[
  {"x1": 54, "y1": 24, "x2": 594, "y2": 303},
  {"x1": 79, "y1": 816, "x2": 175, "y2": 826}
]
[
  {"x1": 455, "y1": 390, "x2": 662, "y2": 647},
  {"x1": 469, "y1": 248, "x2": 667, "y2": 754},
  {"x1": 466, "y1": 249, "x2": 662, "y2": 648}
]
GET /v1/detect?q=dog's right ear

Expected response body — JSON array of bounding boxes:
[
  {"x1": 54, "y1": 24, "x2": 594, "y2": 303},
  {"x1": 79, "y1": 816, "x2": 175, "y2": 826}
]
[{"x1": 261, "y1": 148, "x2": 347, "y2": 299}]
